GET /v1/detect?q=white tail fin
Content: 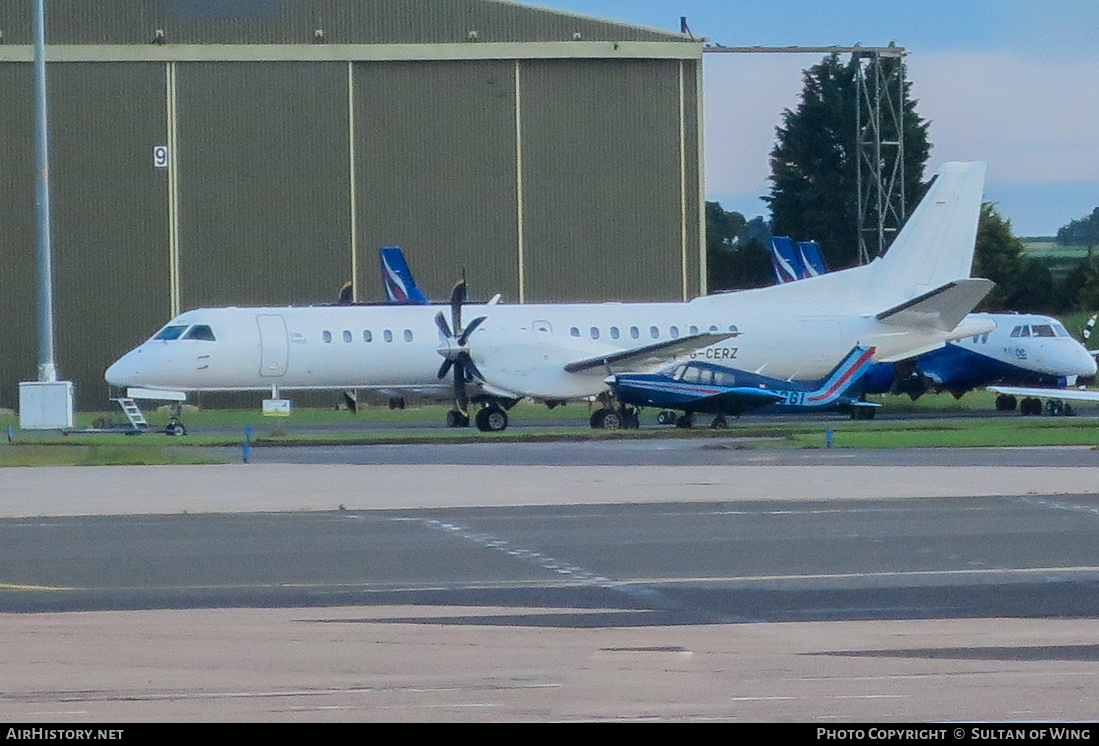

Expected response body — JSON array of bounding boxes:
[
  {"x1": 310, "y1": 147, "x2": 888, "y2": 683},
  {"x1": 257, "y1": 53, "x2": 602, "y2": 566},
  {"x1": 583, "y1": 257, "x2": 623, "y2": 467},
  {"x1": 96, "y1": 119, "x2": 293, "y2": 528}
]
[{"x1": 871, "y1": 161, "x2": 987, "y2": 306}]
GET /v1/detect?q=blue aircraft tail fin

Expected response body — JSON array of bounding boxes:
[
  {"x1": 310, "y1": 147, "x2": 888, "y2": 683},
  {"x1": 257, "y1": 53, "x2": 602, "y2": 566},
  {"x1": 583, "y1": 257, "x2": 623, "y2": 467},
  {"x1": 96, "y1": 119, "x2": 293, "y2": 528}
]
[
  {"x1": 797, "y1": 240, "x2": 828, "y2": 277},
  {"x1": 380, "y1": 246, "x2": 430, "y2": 305},
  {"x1": 770, "y1": 236, "x2": 804, "y2": 284},
  {"x1": 806, "y1": 346, "x2": 877, "y2": 406}
]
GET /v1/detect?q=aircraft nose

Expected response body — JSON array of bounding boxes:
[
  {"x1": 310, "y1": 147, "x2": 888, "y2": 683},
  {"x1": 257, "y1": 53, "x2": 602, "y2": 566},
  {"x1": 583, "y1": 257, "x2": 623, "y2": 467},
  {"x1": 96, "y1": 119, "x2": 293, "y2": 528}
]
[
  {"x1": 105, "y1": 348, "x2": 141, "y2": 386},
  {"x1": 1080, "y1": 348, "x2": 1098, "y2": 377}
]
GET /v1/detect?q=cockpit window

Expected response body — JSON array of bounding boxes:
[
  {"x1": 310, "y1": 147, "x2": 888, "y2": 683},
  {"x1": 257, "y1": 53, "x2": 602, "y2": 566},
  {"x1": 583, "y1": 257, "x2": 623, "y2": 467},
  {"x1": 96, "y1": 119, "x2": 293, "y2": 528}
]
[
  {"x1": 1054, "y1": 324, "x2": 1071, "y2": 338},
  {"x1": 153, "y1": 324, "x2": 188, "y2": 340},
  {"x1": 1032, "y1": 324, "x2": 1056, "y2": 338},
  {"x1": 183, "y1": 325, "x2": 216, "y2": 341}
]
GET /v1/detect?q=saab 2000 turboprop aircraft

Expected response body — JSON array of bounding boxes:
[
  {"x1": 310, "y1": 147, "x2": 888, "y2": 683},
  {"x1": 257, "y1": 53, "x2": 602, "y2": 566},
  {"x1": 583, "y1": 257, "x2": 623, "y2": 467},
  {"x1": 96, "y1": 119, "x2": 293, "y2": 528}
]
[{"x1": 106, "y1": 161, "x2": 995, "y2": 433}]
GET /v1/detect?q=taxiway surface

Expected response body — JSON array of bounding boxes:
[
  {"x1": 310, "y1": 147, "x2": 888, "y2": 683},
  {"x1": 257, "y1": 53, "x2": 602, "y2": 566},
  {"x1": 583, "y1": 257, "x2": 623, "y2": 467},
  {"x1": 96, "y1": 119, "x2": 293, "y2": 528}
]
[{"x1": 2, "y1": 441, "x2": 1099, "y2": 722}]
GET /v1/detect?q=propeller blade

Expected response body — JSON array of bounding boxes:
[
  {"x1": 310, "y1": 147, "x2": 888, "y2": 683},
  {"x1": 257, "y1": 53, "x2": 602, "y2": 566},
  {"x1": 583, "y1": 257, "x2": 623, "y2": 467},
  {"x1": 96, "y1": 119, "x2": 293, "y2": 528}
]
[
  {"x1": 449, "y1": 280, "x2": 466, "y2": 335},
  {"x1": 453, "y1": 359, "x2": 469, "y2": 412},
  {"x1": 437, "y1": 358, "x2": 454, "y2": 380},
  {"x1": 463, "y1": 355, "x2": 484, "y2": 383},
  {"x1": 458, "y1": 315, "x2": 487, "y2": 346},
  {"x1": 434, "y1": 310, "x2": 452, "y2": 340}
]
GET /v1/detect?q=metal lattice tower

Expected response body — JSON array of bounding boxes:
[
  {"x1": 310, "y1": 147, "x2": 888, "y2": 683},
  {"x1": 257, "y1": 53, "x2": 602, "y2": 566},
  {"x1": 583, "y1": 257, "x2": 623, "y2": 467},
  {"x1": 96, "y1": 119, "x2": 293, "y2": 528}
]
[
  {"x1": 702, "y1": 44, "x2": 908, "y2": 264},
  {"x1": 853, "y1": 45, "x2": 907, "y2": 263}
]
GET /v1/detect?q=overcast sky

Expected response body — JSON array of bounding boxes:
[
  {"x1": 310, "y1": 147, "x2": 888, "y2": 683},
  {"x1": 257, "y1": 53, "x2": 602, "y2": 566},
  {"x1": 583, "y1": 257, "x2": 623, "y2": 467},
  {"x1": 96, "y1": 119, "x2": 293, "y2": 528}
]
[{"x1": 525, "y1": 0, "x2": 1099, "y2": 236}]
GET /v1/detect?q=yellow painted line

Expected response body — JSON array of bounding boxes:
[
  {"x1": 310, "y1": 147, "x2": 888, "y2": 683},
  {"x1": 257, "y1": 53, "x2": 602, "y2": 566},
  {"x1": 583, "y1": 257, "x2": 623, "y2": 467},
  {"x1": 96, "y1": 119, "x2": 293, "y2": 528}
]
[{"x1": 0, "y1": 582, "x2": 73, "y2": 591}]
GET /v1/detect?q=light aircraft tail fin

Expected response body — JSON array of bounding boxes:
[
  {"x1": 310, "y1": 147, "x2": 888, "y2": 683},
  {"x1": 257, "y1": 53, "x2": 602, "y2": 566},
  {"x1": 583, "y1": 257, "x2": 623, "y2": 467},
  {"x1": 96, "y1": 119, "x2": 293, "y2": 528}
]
[
  {"x1": 806, "y1": 346, "x2": 877, "y2": 405},
  {"x1": 380, "y1": 246, "x2": 430, "y2": 305}
]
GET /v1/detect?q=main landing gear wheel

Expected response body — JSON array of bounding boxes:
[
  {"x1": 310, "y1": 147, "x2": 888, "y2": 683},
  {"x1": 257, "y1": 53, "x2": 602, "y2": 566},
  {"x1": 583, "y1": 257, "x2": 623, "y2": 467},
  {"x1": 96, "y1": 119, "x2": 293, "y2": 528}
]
[
  {"x1": 445, "y1": 410, "x2": 470, "y2": 428},
  {"x1": 994, "y1": 394, "x2": 1017, "y2": 412},
  {"x1": 656, "y1": 410, "x2": 678, "y2": 426},
  {"x1": 589, "y1": 407, "x2": 639, "y2": 430},
  {"x1": 476, "y1": 405, "x2": 509, "y2": 432},
  {"x1": 590, "y1": 408, "x2": 619, "y2": 429},
  {"x1": 710, "y1": 415, "x2": 728, "y2": 429},
  {"x1": 165, "y1": 421, "x2": 186, "y2": 436},
  {"x1": 675, "y1": 413, "x2": 694, "y2": 429},
  {"x1": 1019, "y1": 397, "x2": 1042, "y2": 416}
]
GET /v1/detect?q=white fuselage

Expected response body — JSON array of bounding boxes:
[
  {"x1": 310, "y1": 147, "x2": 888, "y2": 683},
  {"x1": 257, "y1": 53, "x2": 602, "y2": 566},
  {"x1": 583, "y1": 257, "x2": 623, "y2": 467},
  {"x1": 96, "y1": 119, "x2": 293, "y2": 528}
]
[
  {"x1": 103, "y1": 161, "x2": 994, "y2": 404},
  {"x1": 947, "y1": 313, "x2": 1096, "y2": 382},
  {"x1": 105, "y1": 286, "x2": 994, "y2": 402}
]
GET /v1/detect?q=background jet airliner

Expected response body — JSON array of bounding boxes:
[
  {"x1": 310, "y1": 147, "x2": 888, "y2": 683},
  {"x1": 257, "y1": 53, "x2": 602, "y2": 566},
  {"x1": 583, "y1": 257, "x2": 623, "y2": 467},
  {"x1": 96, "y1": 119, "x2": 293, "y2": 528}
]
[
  {"x1": 769, "y1": 238, "x2": 1097, "y2": 412},
  {"x1": 106, "y1": 161, "x2": 994, "y2": 433},
  {"x1": 606, "y1": 345, "x2": 878, "y2": 429}
]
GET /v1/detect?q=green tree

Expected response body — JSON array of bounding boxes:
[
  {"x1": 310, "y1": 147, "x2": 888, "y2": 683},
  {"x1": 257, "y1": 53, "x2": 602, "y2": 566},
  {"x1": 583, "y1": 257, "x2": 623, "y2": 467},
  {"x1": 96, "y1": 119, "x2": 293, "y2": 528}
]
[
  {"x1": 766, "y1": 54, "x2": 931, "y2": 270},
  {"x1": 1056, "y1": 207, "x2": 1099, "y2": 247},
  {"x1": 973, "y1": 203, "x2": 1057, "y2": 313},
  {"x1": 706, "y1": 201, "x2": 772, "y2": 292}
]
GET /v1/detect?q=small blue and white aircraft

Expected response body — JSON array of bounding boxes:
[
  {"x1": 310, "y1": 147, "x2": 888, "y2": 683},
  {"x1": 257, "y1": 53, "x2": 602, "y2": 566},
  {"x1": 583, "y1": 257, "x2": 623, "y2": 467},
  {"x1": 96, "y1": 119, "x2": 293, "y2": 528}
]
[
  {"x1": 605, "y1": 345, "x2": 878, "y2": 428},
  {"x1": 106, "y1": 161, "x2": 994, "y2": 433}
]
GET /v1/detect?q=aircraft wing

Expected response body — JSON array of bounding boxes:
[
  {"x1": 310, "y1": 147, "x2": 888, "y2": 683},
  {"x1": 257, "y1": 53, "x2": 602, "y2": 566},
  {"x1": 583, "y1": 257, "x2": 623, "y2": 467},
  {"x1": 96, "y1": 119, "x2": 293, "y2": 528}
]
[
  {"x1": 987, "y1": 386, "x2": 1099, "y2": 402},
  {"x1": 875, "y1": 278, "x2": 994, "y2": 332},
  {"x1": 563, "y1": 332, "x2": 737, "y2": 374}
]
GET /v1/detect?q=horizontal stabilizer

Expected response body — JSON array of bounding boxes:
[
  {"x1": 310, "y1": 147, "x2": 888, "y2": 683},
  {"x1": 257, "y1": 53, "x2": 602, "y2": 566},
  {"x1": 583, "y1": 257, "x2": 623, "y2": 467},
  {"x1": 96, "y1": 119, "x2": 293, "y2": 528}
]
[
  {"x1": 988, "y1": 386, "x2": 1099, "y2": 403},
  {"x1": 564, "y1": 332, "x2": 737, "y2": 374},
  {"x1": 875, "y1": 278, "x2": 994, "y2": 331}
]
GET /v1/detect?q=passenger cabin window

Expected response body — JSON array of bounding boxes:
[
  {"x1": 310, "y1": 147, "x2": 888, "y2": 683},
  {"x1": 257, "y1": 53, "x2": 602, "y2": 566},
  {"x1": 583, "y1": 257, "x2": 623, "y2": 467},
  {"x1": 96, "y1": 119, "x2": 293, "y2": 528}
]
[
  {"x1": 630, "y1": 326, "x2": 640, "y2": 340},
  {"x1": 342, "y1": 330, "x2": 352, "y2": 343},
  {"x1": 570, "y1": 327, "x2": 580, "y2": 338},
  {"x1": 708, "y1": 324, "x2": 719, "y2": 333},
  {"x1": 383, "y1": 329, "x2": 393, "y2": 343},
  {"x1": 154, "y1": 325, "x2": 188, "y2": 341},
  {"x1": 403, "y1": 329, "x2": 413, "y2": 342},
  {"x1": 610, "y1": 326, "x2": 620, "y2": 340},
  {"x1": 322, "y1": 331, "x2": 332, "y2": 343},
  {"x1": 650, "y1": 326, "x2": 660, "y2": 339},
  {"x1": 728, "y1": 325, "x2": 739, "y2": 334},
  {"x1": 670, "y1": 326, "x2": 680, "y2": 338},
  {"x1": 590, "y1": 327, "x2": 600, "y2": 340},
  {"x1": 182, "y1": 325, "x2": 215, "y2": 341},
  {"x1": 363, "y1": 330, "x2": 373, "y2": 343},
  {"x1": 689, "y1": 325, "x2": 699, "y2": 335}
]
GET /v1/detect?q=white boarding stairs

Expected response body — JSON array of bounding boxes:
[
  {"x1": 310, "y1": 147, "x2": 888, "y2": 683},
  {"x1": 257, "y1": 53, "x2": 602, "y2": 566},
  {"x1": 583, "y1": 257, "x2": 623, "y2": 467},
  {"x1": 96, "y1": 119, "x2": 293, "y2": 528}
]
[{"x1": 114, "y1": 398, "x2": 149, "y2": 430}]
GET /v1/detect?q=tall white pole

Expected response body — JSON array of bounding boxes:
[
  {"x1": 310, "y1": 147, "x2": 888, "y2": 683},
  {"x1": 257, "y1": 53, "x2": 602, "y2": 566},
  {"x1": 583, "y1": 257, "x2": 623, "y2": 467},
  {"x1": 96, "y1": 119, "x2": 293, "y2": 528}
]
[{"x1": 32, "y1": 0, "x2": 58, "y2": 383}]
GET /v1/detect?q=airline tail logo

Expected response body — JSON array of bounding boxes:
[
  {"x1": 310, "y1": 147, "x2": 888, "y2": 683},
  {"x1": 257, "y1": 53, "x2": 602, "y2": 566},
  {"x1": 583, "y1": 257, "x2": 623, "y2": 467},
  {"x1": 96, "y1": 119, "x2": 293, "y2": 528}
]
[{"x1": 380, "y1": 246, "x2": 429, "y2": 305}]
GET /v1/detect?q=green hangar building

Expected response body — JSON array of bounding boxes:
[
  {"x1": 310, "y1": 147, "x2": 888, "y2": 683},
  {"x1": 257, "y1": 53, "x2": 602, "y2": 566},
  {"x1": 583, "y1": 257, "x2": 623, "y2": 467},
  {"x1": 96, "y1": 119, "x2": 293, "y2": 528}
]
[{"x1": 0, "y1": 0, "x2": 704, "y2": 409}]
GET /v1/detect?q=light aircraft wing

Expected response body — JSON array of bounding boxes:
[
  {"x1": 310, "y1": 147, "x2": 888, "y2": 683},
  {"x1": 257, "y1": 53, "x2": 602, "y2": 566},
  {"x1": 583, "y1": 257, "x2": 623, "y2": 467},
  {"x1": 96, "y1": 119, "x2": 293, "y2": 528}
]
[
  {"x1": 987, "y1": 385, "x2": 1099, "y2": 402},
  {"x1": 563, "y1": 332, "x2": 737, "y2": 374},
  {"x1": 691, "y1": 387, "x2": 788, "y2": 409},
  {"x1": 875, "y1": 278, "x2": 994, "y2": 332}
]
